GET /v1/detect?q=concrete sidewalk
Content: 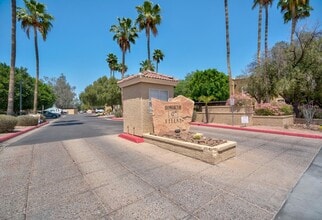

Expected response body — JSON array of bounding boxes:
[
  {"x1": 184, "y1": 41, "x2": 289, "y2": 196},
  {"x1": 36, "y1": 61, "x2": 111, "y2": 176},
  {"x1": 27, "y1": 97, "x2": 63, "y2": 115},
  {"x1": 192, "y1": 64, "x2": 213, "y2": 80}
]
[{"x1": 1, "y1": 121, "x2": 321, "y2": 219}]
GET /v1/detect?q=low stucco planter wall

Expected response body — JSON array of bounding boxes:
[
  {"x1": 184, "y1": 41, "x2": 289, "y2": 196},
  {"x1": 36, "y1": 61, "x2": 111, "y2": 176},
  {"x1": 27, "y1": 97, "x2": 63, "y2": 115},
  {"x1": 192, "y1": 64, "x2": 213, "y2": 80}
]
[
  {"x1": 143, "y1": 133, "x2": 236, "y2": 165},
  {"x1": 252, "y1": 115, "x2": 294, "y2": 127}
]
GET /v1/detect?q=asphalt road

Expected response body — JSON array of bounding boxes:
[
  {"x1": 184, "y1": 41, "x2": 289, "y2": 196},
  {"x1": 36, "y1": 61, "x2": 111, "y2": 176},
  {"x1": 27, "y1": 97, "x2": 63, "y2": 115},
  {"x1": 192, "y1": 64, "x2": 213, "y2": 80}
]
[{"x1": 1, "y1": 114, "x2": 321, "y2": 219}]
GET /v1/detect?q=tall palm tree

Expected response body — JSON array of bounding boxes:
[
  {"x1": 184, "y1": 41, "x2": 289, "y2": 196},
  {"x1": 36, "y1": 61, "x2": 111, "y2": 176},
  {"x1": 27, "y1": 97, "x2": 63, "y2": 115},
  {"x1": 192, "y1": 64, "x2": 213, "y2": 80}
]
[
  {"x1": 136, "y1": 0, "x2": 161, "y2": 62},
  {"x1": 106, "y1": 53, "x2": 118, "y2": 78},
  {"x1": 139, "y1": 59, "x2": 155, "y2": 72},
  {"x1": 252, "y1": 0, "x2": 263, "y2": 64},
  {"x1": 263, "y1": 0, "x2": 273, "y2": 59},
  {"x1": 224, "y1": 0, "x2": 233, "y2": 96},
  {"x1": 17, "y1": 0, "x2": 54, "y2": 113},
  {"x1": 152, "y1": 49, "x2": 164, "y2": 72},
  {"x1": 278, "y1": 0, "x2": 312, "y2": 45},
  {"x1": 7, "y1": 0, "x2": 16, "y2": 115},
  {"x1": 110, "y1": 17, "x2": 138, "y2": 79}
]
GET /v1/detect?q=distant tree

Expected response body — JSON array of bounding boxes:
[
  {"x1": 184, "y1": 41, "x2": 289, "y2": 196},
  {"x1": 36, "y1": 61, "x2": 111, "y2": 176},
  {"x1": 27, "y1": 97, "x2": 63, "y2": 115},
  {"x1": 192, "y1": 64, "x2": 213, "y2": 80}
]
[
  {"x1": 110, "y1": 17, "x2": 138, "y2": 78},
  {"x1": 278, "y1": 0, "x2": 312, "y2": 45},
  {"x1": 106, "y1": 53, "x2": 118, "y2": 78},
  {"x1": 136, "y1": 0, "x2": 161, "y2": 62},
  {"x1": 79, "y1": 76, "x2": 121, "y2": 110},
  {"x1": 46, "y1": 74, "x2": 76, "y2": 108},
  {"x1": 17, "y1": 0, "x2": 54, "y2": 113},
  {"x1": 7, "y1": 0, "x2": 16, "y2": 115},
  {"x1": 139, "y1": 59, "x2": 155, "y2": 72},
  {"x1": 152, "y1": 49, "x2": 164, "y2": 72}
]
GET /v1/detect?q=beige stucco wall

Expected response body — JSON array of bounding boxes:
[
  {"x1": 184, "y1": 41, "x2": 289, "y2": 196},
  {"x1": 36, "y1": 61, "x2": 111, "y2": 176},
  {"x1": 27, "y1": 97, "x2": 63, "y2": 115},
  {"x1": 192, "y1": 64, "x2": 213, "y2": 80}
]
[
  {"x1": 64, "y1": 108, "x2": 78, "y2": 115},
  {"x1": 122, "y1": 82, "x2": 175, "y2": 136},
  {"x1": 253, "y1": 115, "x2": 294, "y2": 126}
]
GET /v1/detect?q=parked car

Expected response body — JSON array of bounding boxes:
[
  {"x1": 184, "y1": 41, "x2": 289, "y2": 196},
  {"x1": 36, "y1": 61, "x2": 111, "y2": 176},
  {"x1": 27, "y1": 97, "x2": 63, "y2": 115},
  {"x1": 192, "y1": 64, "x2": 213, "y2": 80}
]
[{"x1": 42, "y1": 111, "x2": 60, "y2": 119}]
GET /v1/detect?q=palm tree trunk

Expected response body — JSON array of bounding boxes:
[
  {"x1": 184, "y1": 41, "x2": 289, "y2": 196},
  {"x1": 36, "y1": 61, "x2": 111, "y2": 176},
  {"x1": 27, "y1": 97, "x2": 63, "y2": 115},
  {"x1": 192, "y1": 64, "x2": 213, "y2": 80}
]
[
  {"x1": 264, "y1": 5, "x2": 269, "y2": 59},
  {"x1": 156, "y1": 61, "x2": 159, "y2": 73},
  {"x1": 147, "y1": 28, "x2": 151, "y2": 62},
  {"x1": 33, "y1": 27, "x2": 39, "y2": 114},
  {"x1": 257, "y1": 4, "x2": 262, "y2": 64},
  {"x1": 224, "y1": 0, "x2": 233, "y2": 96},
  {"x1": 7, "y1": 0, "x2": 16, "y2": 115},
  {"x1": 121, "y1": 50, "x2": 125, "y2": 79}
]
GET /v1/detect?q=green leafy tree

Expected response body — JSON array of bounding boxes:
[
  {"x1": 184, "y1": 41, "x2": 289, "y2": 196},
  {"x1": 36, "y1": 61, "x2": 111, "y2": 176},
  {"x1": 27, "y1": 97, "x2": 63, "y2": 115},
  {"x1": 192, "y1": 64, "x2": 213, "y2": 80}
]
[
  {"x1": 0, "y1": 63, "x2": 55, "y2": 112},
  {"x1": 176, "y1": 69, "x2": 229, "y2": 102},
  {"x1": 110, "y1": 17, "x2": 138, "y2": 78},
  {"x1": 17, "y1": 0, "x2": 54, "y2": 113},
  {"x1": 106, "y1": 53, "x2": 118, "y2": 78},
  {"x1": 136, "y1": 0, "x2": 161, "y2": 62},
  {"x1": 79, "y1": 76, "x2": 121, "y2": 110},
  {"x1": 152, "y1": 49, "x2": 164, "y2": 72},
  {"x1": 278, "y1": 0, "x2": 312, "y2": 45},
  {"x1": 139, "y1": 59, "x2": 155, "y2": 72},
  {"x1": 7, "y1": 0, "x2": 17, "y2": 115}
]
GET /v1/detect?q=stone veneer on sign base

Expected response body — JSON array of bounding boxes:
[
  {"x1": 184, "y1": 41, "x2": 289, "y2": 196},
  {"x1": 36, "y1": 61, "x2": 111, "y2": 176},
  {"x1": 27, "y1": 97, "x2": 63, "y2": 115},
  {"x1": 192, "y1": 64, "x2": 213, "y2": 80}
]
[{"x1": 151, "y1": 95, "x2": 194, "y2": 135}]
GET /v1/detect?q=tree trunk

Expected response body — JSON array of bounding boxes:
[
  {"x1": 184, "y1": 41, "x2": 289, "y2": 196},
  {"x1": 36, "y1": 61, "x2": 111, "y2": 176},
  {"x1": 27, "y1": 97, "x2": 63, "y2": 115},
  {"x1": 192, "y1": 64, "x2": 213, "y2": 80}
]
[
  {"x1": 156, "y1": 61, "x2": 159, "y2": 73},
  {"x1": 264, "y1": 5, "x2": 269, "y2": 59},
  {"x1": 147, "y1": 28, "x2": 151, "y2": 62},
  {"x1": 205, "y1": 104, "x2": 209, "y2": 123},
  {"x1": 224, "y1": 0, "x2": 233, "y2": 96},
  {"x1": 7, "y1": 0, "x2": 16, "y2": 115},
  {"x1": 257, "y1": 4, "x2": 262, "y2": 64},
  {"x1": 121, "y1": 49, "x2": 125, "y2": 79},
  {"x1": 33, "y1": 27, "x2": 39, "y2": 114}
]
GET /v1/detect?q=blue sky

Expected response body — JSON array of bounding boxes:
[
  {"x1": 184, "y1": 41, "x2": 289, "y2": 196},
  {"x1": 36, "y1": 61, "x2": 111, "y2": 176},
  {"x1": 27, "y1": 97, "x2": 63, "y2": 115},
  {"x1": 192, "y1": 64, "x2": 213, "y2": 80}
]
[{"x1": 0, "y1": 0, "x2": 321, "y2": 95}]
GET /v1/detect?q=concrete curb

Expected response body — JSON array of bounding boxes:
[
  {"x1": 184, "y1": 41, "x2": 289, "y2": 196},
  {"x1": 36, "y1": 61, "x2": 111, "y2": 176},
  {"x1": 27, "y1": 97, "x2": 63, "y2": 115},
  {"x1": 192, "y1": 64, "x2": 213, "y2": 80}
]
[
  {"x1": 190, "y1": 122, "x2": 322, "y2": 139},
  {"x1": 0, "y1": 121, "x2": 49, "y2": 143},
  {"x1": 118, "y1": 133, "x2": 144, "y2": 143}
]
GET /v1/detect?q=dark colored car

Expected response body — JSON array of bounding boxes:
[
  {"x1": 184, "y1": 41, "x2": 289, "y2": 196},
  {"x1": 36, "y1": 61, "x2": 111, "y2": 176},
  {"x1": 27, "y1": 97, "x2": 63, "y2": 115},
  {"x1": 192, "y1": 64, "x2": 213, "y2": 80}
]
[{"x1": 42, "y1": 111, "x2": 60, "y2": 119}]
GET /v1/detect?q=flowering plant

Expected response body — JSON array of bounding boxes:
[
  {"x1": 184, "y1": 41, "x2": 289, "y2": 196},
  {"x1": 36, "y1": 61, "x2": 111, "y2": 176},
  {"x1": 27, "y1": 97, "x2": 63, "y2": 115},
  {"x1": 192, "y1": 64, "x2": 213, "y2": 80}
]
[{"x1": 255, "y1": 102, "x2": 293, "y2": 116}]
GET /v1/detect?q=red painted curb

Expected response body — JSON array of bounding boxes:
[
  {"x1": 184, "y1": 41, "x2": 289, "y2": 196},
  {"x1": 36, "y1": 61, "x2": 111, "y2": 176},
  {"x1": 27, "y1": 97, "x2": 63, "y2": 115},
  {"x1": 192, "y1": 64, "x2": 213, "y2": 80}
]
[
  {"x1": 190, "y1": 122, "x2": 322, "y2": 139},
  {"x1": 118, "y1": 133, "x2": 144, "y2": 143},
  {"x1": 0, "y1": 121, "x2": 49, "y2": 143},
  {"x1": 112, "y1": 117, "x2": 123, "y2": 121}
]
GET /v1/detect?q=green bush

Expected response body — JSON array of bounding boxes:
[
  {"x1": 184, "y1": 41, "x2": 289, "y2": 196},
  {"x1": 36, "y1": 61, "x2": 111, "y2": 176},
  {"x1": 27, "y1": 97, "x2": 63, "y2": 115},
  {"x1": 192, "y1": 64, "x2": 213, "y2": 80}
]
[
  {"x1": 0, "y1": 115, "x2": 18, "y2": 133},
  {"x1": 255, "y1": 103, "x2": 293, "y2": 116},
  {"x1": 114, "y1": 109, "x2": 123, "y2": 118},
  {"x1": 17, "y1": 115, "x2": 39, "y2": 126},
  {"x1": 254, "y1": 108, "x2": 275, "y2": 116}
]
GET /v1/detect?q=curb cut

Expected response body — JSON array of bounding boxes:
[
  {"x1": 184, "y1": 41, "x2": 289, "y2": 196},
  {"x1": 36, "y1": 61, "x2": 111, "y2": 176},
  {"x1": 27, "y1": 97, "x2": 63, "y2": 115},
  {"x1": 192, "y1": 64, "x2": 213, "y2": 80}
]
[
  {"x1": 190, "y1": 122, "x2": 322, "y2": 139},
  {"x1": 0, "y1": 121, "x2": 49, "y2": 143}
]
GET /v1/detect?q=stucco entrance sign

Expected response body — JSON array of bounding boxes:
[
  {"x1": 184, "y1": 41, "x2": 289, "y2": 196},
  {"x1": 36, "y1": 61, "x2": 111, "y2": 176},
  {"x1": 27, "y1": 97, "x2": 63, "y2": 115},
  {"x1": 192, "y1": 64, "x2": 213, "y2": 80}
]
[{"x1": 151, "y1": 95, "x2": 194, "y2": 135}]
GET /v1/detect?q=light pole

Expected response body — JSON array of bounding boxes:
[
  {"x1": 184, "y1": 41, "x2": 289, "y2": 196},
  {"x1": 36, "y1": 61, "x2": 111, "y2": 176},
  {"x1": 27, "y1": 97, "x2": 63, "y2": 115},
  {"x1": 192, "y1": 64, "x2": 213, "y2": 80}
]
[{"x1": 19, "y1": 80, "x2": 22, "y2": 115}]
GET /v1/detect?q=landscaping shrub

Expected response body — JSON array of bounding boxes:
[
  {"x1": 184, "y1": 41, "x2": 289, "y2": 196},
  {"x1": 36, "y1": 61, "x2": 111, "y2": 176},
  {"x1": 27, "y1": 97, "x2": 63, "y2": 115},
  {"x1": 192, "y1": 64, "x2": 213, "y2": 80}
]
[
  {"x1": 17, "y1": 115, "x2": 39, "y2": 126},
  {"x1": 0, "y1": 115, "x2": 18, "y2": 133},
  {"x1": 114, "y1": 109, "x2": 123, "y2": 118},
  {"x1": 255, "y1": 103, "x2": 293, "y2": 116}
]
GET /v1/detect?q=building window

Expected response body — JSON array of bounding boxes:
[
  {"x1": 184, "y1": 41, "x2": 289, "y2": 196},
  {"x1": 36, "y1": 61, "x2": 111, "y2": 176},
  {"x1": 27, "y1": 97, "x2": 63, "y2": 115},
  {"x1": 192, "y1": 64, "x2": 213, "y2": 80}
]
[{"x1": 149, "y1": 89, "x2": 169, "y2": 112}]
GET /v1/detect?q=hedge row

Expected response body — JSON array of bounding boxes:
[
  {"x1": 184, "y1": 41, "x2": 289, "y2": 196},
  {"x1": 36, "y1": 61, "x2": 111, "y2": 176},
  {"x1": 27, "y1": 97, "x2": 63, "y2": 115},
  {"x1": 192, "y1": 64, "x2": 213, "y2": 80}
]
[
  {"x1": 0, "y1": 114, "x2": 46, "y2": 133},
  {"x1": 0, "y1": 115, "x2": 18, "y2": 133}
]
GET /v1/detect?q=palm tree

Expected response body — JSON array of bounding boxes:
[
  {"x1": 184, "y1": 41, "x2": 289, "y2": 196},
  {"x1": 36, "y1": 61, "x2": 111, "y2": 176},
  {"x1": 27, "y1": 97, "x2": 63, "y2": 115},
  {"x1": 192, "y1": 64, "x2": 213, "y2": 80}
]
[
  {"x1": 106, "y1": 53, "x2": 118, "y2": 78},
  {"x1": 7, "y1": 0, "x2": 16, "y2": 115},
  {"x1": 198, "y1": 95, "x2": 215, "y2": 123},
  {"x1": 224, "y1": 0, "x2": 233, "y2": 96},
  {"x1": 252, "y1": 0, "x2": 263, "y2": 64},
  {"x1": 139, "y1": 59, "x2": 155, "y2": 72},
  {"x1": 263, "y1": 0, "x2": 273, "y2": 59},
  {"x1": 278, "y1": 0, "x2": 312, "y2": 45},
  {"x1": 136, "y1": 0, "x2": 161, "y2": 62},
  {"x1": 110, "y1": 17, "x2": 138, "y2": 79},
  {"x1": 17, "y1": 0, "x2": 54, "y2": 113},
  {"x1": 152, "y1": 49, "x2": 164, "y2": 72}
]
